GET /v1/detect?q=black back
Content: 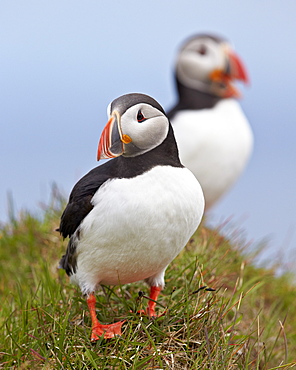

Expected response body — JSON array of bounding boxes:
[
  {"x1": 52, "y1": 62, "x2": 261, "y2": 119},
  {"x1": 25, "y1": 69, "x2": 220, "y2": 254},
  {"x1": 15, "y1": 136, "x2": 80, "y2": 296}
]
[{"x1": 167, "y1": 77, "x2": 221, "y2": 120}]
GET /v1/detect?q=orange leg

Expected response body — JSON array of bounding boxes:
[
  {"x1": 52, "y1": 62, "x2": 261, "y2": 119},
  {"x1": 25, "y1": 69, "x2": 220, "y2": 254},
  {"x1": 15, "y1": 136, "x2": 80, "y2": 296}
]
[
  {"x1": 146, "y1": 286, "x2": 162, "y2": 317},
  {"x1": 87, "y1": 293, "x2": 125, "y2": 341},
  {"x1": 136, "y1": 286, "x2": 162, "y2": 317}
]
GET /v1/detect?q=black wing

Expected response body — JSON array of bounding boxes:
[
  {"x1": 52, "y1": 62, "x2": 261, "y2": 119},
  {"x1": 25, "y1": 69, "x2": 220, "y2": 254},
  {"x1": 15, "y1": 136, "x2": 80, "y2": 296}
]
[
  {"x1": 59, "y1": 133, "x2": 183, "y2": 240},
  {"x1": 59, "y1": 162, "x2": 115, "y2": 238}
]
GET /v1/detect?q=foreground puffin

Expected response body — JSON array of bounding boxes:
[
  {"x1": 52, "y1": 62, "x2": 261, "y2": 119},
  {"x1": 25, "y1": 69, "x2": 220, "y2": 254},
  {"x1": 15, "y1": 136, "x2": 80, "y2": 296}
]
[
  {"x1": 168, "y1": 34, "x2": 253, "y2": 209},
  {"x1": 59, "y1": 93, "x2": 204, "y2": 340}
]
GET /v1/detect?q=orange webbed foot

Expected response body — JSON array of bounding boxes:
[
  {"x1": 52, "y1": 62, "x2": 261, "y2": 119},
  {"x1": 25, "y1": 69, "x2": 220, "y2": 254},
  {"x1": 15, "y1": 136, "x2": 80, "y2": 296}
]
[
  {"x1": 136, "y1": 308, "x2": 165, "y2": 318},
  {"x1": 87, "y1": 293, "x2": 126, "y2": 341},
  {"x1": 91, "y1": 320, "x2": 126, "y2": 341}
]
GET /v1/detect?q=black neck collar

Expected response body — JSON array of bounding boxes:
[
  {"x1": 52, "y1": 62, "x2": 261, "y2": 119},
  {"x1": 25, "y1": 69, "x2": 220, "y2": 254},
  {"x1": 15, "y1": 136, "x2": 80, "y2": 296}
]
[{"x1": 167, "y1": 77, "x2": 221, "y2": 119}]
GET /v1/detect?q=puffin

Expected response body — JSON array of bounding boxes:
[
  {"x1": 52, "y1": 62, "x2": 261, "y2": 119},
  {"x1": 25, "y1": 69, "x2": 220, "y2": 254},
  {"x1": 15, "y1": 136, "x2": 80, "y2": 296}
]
[
  {"x1": 58, "y1": 93, "x2": 205, "y2": 340},
  {"x1": 167, "y1": 34, "x2": 253, "y2": 209}
]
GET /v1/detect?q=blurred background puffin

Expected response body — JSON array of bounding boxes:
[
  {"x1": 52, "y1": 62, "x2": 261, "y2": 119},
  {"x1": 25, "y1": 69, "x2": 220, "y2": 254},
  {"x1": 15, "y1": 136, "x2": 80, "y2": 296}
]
[{"x1": 167, "y1": 34, "x2": 253, "y2": 210}]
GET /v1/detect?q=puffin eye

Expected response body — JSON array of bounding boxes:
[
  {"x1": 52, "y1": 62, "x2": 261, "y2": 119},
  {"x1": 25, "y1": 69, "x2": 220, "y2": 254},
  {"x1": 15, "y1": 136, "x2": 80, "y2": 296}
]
[
  {"x1": 137, "y1": 110, "x2": 146, "y2": 122},
  {"x1": 197, "y1": 45, "x2": 207, "y2": 55}
]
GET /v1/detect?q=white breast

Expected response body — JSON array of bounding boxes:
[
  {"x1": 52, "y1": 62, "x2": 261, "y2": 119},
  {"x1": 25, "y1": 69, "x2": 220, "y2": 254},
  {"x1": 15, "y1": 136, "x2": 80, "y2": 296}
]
[
  {"x1": 172, "y1": 99, "x2": 253, "y2": 209},
  {"x1": 71, "y1": 165, "x2": 204, "y2": 295}
]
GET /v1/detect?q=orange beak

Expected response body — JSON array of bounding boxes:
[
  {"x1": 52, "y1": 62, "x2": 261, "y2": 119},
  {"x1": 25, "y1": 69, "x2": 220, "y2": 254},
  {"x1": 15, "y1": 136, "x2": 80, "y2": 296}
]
[
  {"x1": 209, "y1": 49, "x2": 249, "y2": 98},
  {"x1": 97, "y1": 112, "x2": 132, "y2": 161},
  {"x1": 227, "y1": 50, "x2": 249, "y2": 84}
]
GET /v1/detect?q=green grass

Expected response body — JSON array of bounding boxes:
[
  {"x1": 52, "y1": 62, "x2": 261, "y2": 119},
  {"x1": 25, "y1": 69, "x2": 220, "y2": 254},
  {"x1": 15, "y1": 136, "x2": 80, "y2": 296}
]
[{"x1": 1, "y1": 195, "x2": 296, "y2": 369}]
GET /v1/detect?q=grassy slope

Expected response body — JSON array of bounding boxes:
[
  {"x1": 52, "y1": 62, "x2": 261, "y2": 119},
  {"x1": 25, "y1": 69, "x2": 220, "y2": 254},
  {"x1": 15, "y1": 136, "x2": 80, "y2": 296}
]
[{"x1": 0, "y1": 197, "x2": 296, "y2": 369}]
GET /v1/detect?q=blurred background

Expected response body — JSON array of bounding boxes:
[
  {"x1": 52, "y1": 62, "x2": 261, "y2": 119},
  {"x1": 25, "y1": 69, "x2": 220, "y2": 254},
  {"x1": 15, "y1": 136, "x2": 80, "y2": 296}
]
[{"x1": 0, "y1": 1, "x2": 295, "y2": 268}]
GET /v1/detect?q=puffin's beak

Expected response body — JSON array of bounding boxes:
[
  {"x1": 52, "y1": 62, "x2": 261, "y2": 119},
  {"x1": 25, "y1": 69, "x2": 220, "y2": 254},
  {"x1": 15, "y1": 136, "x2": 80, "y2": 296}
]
[
  {"x1": 97, "y1": 111, "x2": 132, "y2": 160},
  {"x1": 209, "y1": 47, "x2": 249, "y2": 98},
  {"x1": 227, "y1": 49, "x2": 249, "y2": 83}
]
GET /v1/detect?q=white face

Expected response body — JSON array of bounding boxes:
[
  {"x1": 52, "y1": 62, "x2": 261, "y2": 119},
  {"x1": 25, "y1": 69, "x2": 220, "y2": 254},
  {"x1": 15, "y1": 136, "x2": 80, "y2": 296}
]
[
  {"x1": 176, "y1": 37, "x2": 228, "y2": 91},
  {"x1": 120, "y1": 103, "x2": 169, "y2": 157}
]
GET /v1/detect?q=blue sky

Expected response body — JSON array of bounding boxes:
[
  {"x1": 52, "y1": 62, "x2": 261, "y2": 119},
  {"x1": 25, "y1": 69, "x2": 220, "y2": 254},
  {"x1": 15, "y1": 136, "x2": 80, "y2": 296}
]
[{"x1": 1, "y1": 1, "x2": 295, "y2": 268}]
